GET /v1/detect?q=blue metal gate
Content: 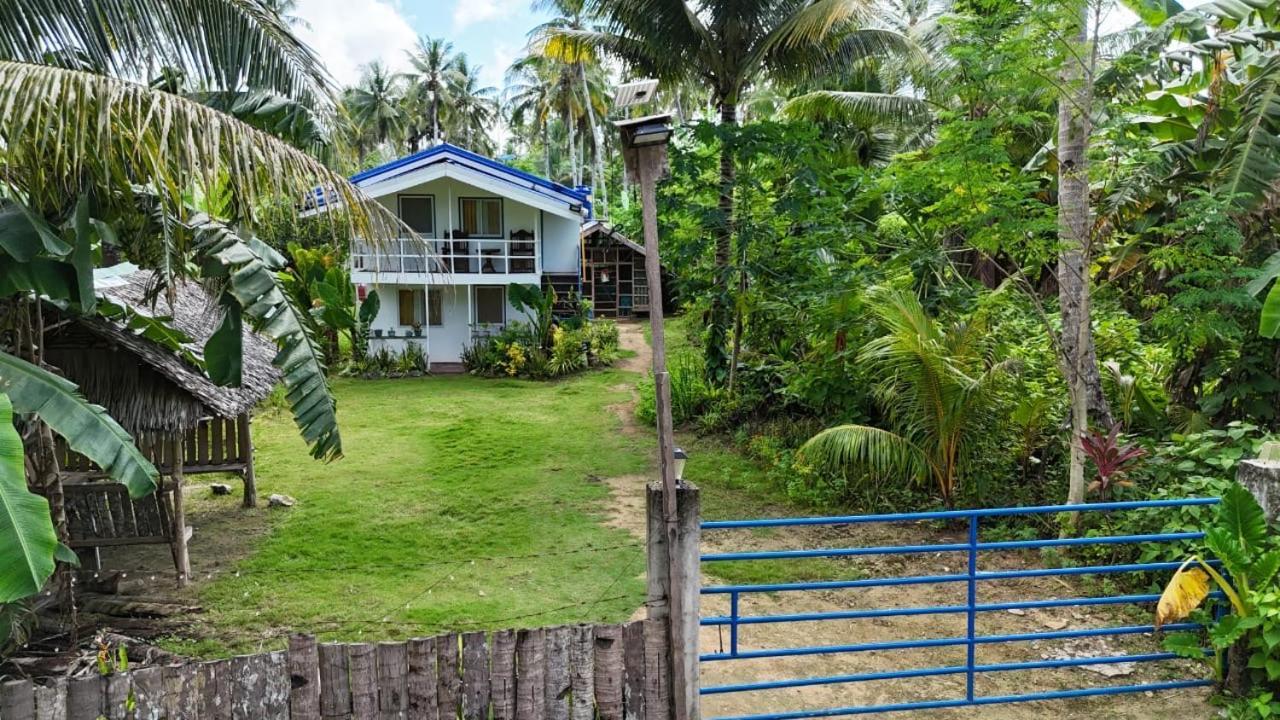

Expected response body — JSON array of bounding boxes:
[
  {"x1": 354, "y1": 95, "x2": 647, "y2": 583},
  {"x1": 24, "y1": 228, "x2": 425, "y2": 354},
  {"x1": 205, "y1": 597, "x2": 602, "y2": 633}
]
[{"x1": 698, "y1": 498, "x2": 1222, "y2": 719}]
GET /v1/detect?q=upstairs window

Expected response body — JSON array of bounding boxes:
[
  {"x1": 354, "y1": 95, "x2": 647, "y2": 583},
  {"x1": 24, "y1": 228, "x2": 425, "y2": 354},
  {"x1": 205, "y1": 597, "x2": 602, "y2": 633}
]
[
  {"x1": 398, "y1": 195, "x2": 435, "y2": 236},
  {"x1": 459, "y1": 198, "x2": 502, "y2": 237}
]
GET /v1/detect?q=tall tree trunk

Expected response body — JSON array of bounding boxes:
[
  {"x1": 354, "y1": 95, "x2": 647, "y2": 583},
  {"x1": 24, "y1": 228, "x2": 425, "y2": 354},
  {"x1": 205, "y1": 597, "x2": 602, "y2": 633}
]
[
  {"x1": 620, "y1": 154, "x2": 631, "y2": 211},
  {"x1": 431, "y1": 90, "x2": 440, "y2": 145},
  {"x1": 579, "y1": 62, "x2": 607, "y2": 218},
  {"x1": 1057, "y1": 0, "x2": 1113, "y2": 511},
  {"x1": 544, "y1": 124, "x2": 553, "y2": 178},
  {"x1": 566, "y1": 109, "x2": 577, "y2": 186},
  {"x1": 706, "y1": 98, "x2": 738, "y2": 384}
]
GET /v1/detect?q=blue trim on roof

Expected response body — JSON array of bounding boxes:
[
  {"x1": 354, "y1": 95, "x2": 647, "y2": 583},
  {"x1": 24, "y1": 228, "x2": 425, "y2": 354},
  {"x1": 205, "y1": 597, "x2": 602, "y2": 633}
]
[{"x1": 350, "y1": 143, "x2": 590, "y2": 207}]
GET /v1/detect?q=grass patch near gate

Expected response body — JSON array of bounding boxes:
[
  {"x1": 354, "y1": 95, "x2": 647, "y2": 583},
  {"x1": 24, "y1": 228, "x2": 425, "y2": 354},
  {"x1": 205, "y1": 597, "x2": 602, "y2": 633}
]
[{"x1": 165, "y1": 370, "x2": 651, "y2": 656}]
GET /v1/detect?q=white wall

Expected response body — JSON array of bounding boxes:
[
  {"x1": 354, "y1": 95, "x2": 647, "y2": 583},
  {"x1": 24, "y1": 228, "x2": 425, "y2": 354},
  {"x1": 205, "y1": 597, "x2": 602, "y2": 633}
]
[
  {"x1": 542, "y1": 212, "x2": 580, "y2": 273},
  {"x1": 365, "y1": 284, "x2": 535, "y2": 364}
]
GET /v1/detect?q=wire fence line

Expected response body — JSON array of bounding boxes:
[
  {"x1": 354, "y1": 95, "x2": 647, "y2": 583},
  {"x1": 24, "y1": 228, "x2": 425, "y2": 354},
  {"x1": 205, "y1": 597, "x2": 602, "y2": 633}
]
[{"x1": 94, "y1": 540, "x2": 647, "y2": 580}]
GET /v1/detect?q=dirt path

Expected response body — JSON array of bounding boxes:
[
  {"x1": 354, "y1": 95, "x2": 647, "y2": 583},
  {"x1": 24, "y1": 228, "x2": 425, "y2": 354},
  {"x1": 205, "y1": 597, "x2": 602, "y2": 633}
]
[{"x1": 601, "y1": 321, "x2": 1212, "y2": 720}]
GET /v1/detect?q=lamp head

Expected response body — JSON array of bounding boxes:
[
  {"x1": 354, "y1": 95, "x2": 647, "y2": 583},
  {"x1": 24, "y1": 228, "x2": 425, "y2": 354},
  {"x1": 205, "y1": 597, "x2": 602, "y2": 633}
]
[
  {"x1": 672, "y1": 446, "x2": 688, "y2": 483},
  {"x1": 615, "y1": 113, "x2": 673, "y2": 150}
]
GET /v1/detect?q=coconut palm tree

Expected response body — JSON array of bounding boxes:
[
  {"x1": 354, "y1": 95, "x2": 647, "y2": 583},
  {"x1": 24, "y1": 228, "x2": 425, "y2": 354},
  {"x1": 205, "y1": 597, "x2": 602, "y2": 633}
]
[
  {"x1": 800, "y1": 288, "x2": 1015, "y2": 507},
  {"x1": 506, "y1": 55, "x2": 561, "y2": 178},
  {"x1": 575, "y1": 0, "x2": 923, "y2": 382},
  {"x1": 347, "y1": 61, "x2": 407, "y2": 151},
  {"x1": 531, "y1": 0, "x2": 612, "y2": 214},
  {"x1": 0, "y1": 0, "x2": 397, "y2": 604},
  {"x1": 404, "y1": 36, "x2": 460, "y2": 150},
  {"x1": 447, "y1": 55, "x2": 499, "y2": 155}
]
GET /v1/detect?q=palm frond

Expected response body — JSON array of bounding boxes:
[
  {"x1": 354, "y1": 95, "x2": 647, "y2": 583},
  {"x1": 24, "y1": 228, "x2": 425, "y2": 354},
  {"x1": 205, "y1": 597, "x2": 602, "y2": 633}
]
[
  {"x1": 191, "y1": 216, "x2": 342, "y2": 461},
  {"x1": 783, "y1": 90, "x2": 929, "y2": 127},
  {"x1": 0, "y1": 352, "x2": 159, "y2": 498},
  {"x1": 0, "y1": 61, "x2": 396, "y2": 241},
  {"x1": 0, "y1": 392, "x2": 59, "y2": 604},
  {"x1": 767, "y1": 0, "x2": 875, "y2": 51},
  {"x1": 0, "y1": 0, "x2": 334, "y2": 109},
  {"x1": 800, "y1": 424, "x2": 929, "y2": 484}
]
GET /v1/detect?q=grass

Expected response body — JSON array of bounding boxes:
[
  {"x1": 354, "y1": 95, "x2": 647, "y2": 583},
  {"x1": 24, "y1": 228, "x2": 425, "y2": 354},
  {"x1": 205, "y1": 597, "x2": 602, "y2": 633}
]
[
  {"x1": 157, "y1": 316, "x2": 842, "y2": 656},
  {"x1": 166, "y1": 368, "x2": 652, "y2": 655}
]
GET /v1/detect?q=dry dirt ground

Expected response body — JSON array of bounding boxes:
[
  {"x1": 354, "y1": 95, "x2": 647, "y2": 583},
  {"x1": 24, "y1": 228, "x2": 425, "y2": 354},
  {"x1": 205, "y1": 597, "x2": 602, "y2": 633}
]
[{"x1": 604, "y1": 322, "x2": 1214, "y2": 720}]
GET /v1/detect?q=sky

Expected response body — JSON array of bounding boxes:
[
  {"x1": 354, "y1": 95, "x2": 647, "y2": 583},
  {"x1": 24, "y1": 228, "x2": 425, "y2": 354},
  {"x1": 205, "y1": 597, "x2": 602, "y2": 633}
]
[{"x1": 292, "y1": 0, "x2": 552, "y2": 91}]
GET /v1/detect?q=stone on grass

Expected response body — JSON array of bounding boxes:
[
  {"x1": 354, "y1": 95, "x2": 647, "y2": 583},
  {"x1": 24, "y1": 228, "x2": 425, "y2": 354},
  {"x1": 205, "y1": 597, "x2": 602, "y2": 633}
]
[{"x1": 268, "y1": 494, "x2": 296, "y2": 508}]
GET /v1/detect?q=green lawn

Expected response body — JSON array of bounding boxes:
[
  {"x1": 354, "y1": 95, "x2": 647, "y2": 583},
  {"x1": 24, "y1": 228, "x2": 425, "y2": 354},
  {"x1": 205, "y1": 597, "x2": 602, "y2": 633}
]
[
  {"x1": 159, "y1": 319, "x2": 835, "y2": 657},
  {"x1": 169, "y1": 368, "x2": 654, "y2": 654}
]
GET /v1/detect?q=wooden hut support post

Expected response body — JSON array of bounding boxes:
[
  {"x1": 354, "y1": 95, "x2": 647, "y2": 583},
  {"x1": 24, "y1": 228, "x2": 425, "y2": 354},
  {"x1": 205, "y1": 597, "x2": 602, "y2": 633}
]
[
  {"x1": 169, "y1": 436, "x2": 191, "y2": 587},
  {"x1": 237, "y1": 412, "x2": 257, "y2": 508}
]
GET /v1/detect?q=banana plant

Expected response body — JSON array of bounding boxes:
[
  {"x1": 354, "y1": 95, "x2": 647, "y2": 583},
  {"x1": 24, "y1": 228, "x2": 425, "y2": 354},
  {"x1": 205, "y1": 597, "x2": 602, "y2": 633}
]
[
  {"x1": 1156, "y1": 484, "x2": 1280, "y2": 683},
  {"x1": 0, "y1": 393, "x2": 59, "y2": 604},
  {"x1": 509, "y1": 283, "x2": 558, "y2": 350}
]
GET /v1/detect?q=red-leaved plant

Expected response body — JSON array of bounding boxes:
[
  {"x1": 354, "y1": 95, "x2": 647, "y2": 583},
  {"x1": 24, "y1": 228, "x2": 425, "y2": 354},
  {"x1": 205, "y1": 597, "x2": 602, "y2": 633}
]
[{"x1": 1081, "y1": 426, "x2": 1147, "y2": 500}]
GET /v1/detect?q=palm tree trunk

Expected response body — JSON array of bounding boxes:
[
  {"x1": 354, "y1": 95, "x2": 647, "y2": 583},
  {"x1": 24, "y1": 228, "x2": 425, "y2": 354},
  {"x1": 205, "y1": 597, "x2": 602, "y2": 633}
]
[
  {"x1": 580, "y1": 62, "x2": 608, "y2": 218},
  {"x1": 544, "y1": 123, "x2": 553, "y2": 178},
  {"x1": 1057, "y1": 1, "x2": 1113, "y2": 512},
  {"x1": 431, "y1": 90, "x2": 440, "y2": 145},
  {"x1": 706, "y1": 98, "x2": 738, "y2": 383},
  {"x1": 566, "y1": 109, "x2": 577, "y2": 185}
]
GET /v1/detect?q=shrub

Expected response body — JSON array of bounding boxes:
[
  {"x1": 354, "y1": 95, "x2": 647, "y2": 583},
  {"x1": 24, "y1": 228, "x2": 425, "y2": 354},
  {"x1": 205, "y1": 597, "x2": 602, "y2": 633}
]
[
  {"x1": 636, "y1": 349, "x2": 717, "y2": 426},
  {"x1": 462, "y1": 319, "x2": 618, "y2": 380}
]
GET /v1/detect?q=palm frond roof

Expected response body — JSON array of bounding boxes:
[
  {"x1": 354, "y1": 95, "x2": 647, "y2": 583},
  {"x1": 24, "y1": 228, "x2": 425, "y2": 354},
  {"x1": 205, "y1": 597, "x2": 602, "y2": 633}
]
[{"x1": 42, "y1": 265, "x2": 280, "y2": 432}]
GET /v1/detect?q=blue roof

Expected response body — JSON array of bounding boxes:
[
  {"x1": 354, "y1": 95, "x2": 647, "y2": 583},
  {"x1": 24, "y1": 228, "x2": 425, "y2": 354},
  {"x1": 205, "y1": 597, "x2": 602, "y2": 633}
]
[{"x1": 350, "y1": 143, "x2": 591, "y2": 209}]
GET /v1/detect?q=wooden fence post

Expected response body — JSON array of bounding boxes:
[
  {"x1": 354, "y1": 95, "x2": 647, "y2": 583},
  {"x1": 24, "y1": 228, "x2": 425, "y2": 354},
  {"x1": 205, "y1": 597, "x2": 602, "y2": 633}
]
[
  {"x1": 237, "y1": 413, "x2": 258, "y2": 508},
  {"x1": 289, "y1": 634, "x2": 321, "y2": 718},
  {"x1": 645, "y1": 482, "x2": 700, "y2": 720}
]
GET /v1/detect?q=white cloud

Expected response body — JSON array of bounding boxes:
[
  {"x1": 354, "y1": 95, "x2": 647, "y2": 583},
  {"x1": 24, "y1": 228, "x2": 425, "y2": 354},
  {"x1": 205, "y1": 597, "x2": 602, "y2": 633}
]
[
  {"x1": 294, "y1": 0, "x2": 420, "y2": 86},
  {"x1": 452, "y1": 0, "x2": 524, "y2": 32}
]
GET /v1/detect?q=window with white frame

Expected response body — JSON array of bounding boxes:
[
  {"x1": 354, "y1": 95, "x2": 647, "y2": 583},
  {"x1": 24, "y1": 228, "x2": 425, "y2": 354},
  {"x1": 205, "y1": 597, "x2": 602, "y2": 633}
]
[
  {"x1": 398, "y1": 195, "x2": 435, "y2": 235},
  {"x1": 459, "y1": 197, "x2": 502, "y2": 237}
]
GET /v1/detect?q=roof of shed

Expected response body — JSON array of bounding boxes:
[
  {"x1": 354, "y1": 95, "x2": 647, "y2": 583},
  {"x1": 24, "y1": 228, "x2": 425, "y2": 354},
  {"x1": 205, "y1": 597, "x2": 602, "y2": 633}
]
[
  {"x1": 44, "y1": 266, "x2": 280, "y2": 430},
  {"x1": 580, "y1": 221, "x2": 647, "y2": 256}
]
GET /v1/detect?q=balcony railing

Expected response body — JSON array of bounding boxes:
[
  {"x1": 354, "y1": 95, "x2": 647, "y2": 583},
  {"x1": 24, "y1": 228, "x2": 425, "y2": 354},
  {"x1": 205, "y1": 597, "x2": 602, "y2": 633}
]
[{"x1": 352, "y1": 237, "x2": 538, "y2": 275}]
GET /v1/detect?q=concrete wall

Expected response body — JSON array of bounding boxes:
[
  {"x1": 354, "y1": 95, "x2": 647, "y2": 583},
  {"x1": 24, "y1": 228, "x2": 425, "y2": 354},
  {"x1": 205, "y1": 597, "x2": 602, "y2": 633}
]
[
  {"x1": 542, "y1": 212, "x2": 581, "y2": 273},
  {"x1": 366, "y1": 283, "x2": 534, "y2": 363}
]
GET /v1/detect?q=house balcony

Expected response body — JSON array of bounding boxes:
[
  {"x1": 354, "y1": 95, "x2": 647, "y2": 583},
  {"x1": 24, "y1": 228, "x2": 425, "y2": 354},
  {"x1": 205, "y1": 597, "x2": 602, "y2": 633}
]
[{"x1": 351, "y1": 236, "x2": 541, "y2": 285}]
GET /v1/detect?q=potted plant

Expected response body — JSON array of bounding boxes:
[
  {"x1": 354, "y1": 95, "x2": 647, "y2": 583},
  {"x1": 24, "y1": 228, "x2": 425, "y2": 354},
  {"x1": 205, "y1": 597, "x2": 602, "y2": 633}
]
[
  {"x1": 411, "y1": 322, "x2": 423, "y2": 338},
  {"x1": 373, "y1": 328, "x2": 383, "y2": 338},
  {"x1": 386, "y1": 328, "x2": 397, "y2": 338}
]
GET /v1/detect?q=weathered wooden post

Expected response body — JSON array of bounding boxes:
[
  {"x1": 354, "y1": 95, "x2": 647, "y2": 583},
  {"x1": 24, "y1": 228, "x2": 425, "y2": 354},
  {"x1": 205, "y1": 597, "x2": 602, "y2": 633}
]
[
  {"x1": 646, "y1": 482, "x2": 700, "y2": 720},
  {"x1": 1227, "y1": 441, "x2": 1280, "y2": 694},
  {"x1": 618, "y1": 107, "x2": 700, "y2": 720},
  {"x1": 1238, "y1": 441, "x2": 1280, "y2": 523},
  {"x1": 169, "y1": 435, "x2": 190, "y2": 588},
  {"x1": 237, "y1": 412, "x2": 258, "y2": 508}
]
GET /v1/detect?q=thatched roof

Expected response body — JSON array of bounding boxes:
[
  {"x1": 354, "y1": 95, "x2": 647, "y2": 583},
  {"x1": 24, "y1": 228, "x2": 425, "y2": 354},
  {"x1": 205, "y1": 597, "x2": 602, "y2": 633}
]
[
  {"x1": 43, "y1": 266, "x2": 280, "y2": 433},
  {"x1": 580, "y1": 221, "x2": 647, "y2": 255}
]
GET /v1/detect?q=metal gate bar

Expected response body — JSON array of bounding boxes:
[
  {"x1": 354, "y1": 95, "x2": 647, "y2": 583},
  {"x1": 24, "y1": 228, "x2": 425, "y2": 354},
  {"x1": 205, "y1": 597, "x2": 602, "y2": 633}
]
[{"x1": 699, "y1": 497, "x2": 1221, "y2": 718}]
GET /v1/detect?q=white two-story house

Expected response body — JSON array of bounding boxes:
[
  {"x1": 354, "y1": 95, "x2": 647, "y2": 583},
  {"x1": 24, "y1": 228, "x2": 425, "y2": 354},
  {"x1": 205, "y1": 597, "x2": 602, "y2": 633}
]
[{"x1": 347, "y1": 144, "x2": 590, "y2": 370}]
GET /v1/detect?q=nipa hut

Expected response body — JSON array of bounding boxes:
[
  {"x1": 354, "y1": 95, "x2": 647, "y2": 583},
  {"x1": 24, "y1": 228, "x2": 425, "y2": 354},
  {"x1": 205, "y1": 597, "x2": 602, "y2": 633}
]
[
  {"x1": 578, "y1": 221, "x2": 652, "y2": 318},
  {"x1": 40, "y1": 264, "x2": 279, "y2": 585}
]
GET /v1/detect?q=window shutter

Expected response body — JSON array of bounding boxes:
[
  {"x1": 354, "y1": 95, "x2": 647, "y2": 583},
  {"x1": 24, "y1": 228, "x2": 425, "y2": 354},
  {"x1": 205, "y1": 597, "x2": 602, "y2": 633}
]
[{"x1": 398, "y1": 289, "x2": 414, "y2": 325}]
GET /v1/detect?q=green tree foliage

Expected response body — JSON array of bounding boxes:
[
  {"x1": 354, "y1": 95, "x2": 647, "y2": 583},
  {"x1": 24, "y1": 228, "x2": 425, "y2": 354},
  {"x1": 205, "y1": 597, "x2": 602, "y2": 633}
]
[
  {"x1": 0, "y1": 0, "x2": 399, "y2": 606},
  {"x1": 799, "y1": 288, "x2": 1016, "y2": 507}
]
